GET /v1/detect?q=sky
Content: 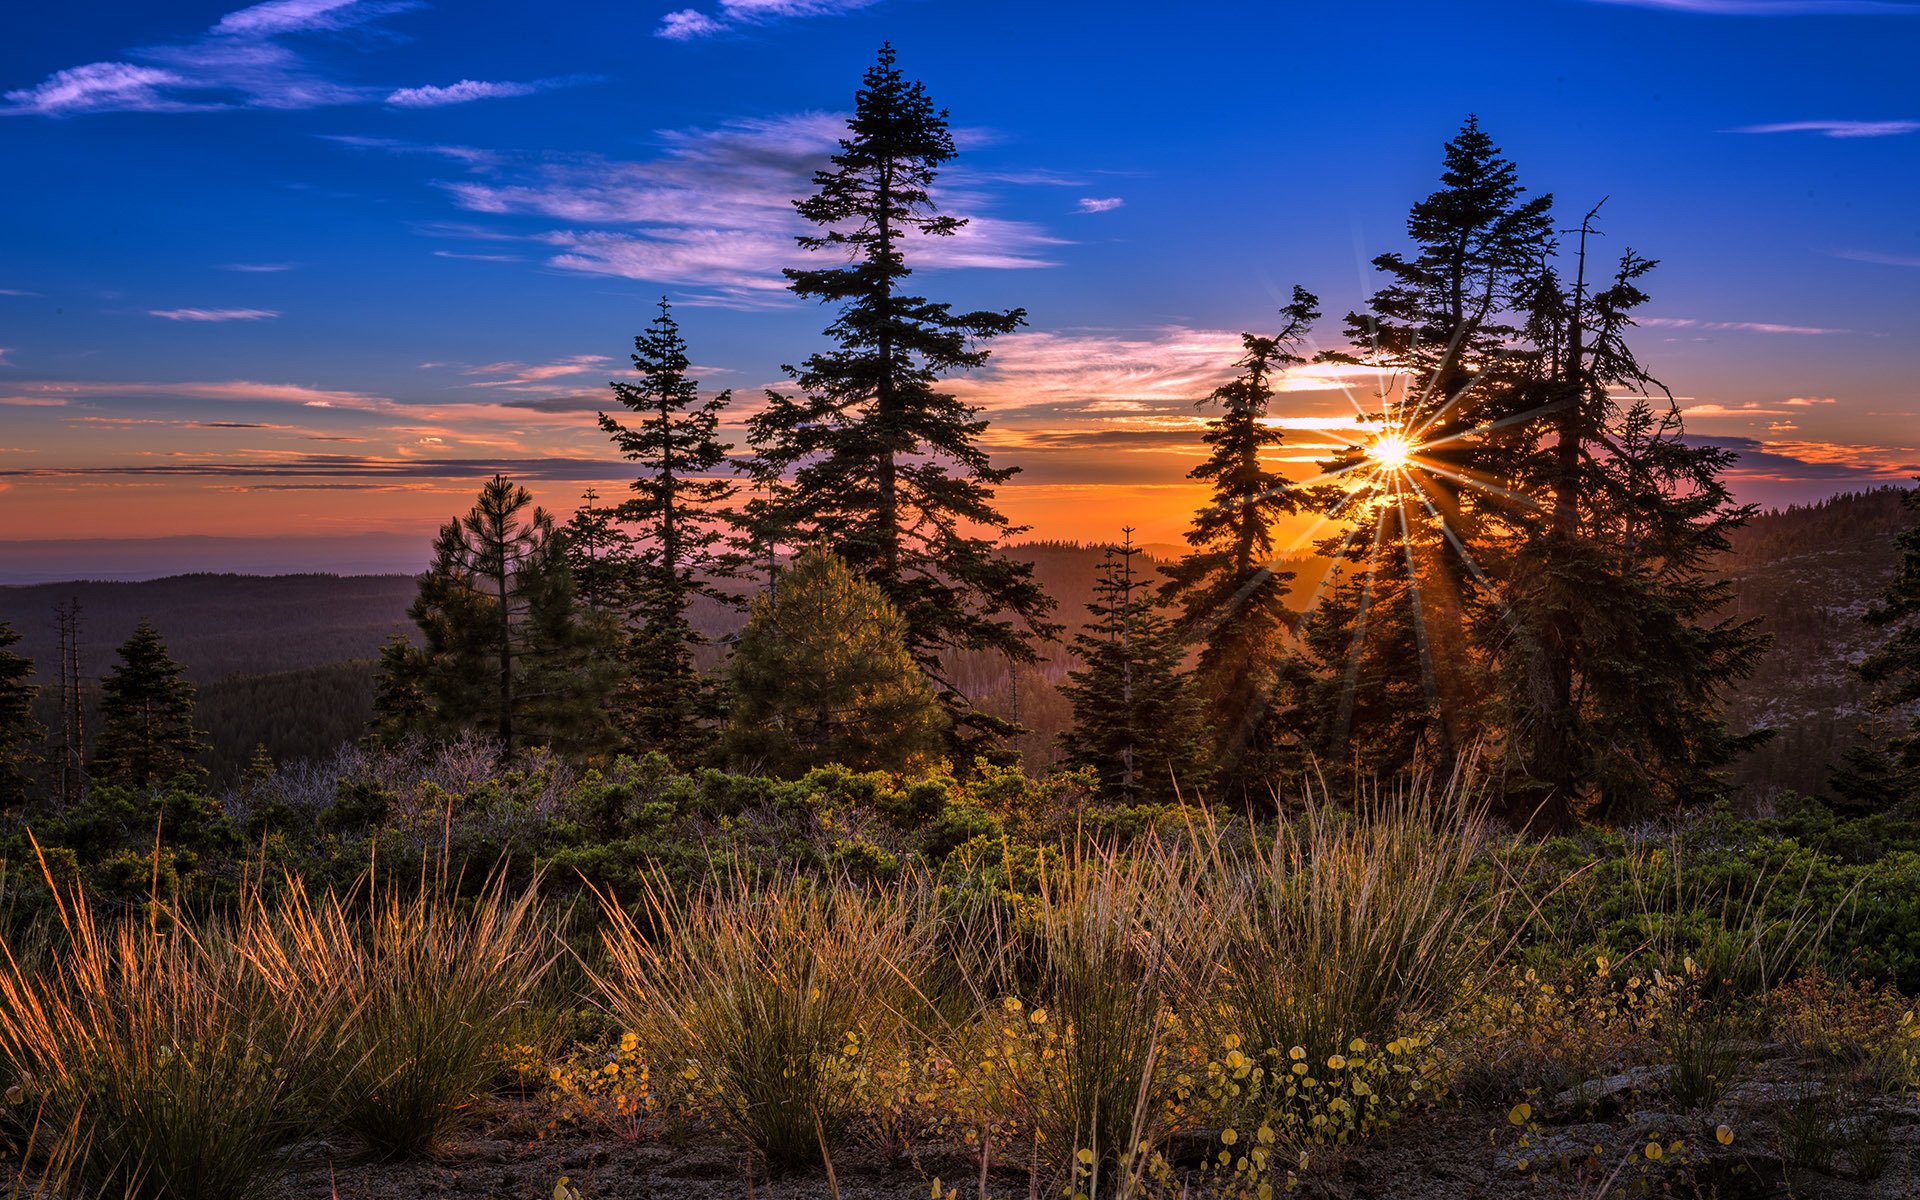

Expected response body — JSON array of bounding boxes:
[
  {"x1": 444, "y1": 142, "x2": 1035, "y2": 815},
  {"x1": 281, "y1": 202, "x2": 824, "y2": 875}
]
[{"x1": 2, "y1": 0, "x2": 1917, "y2": 575}]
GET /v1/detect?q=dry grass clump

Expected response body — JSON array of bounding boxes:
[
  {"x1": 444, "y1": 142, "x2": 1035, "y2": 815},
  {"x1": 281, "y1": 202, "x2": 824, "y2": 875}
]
[
  {"x1": 1012, "y1": 841, "x2": 1212, "y2": 1197},
  {"x1": 1203, "y1": 777, "x2": 1502, "y2": 1066},
  {"x1": 243, "y1": 871, "x2": 552, "y2": 1158},
  {"x1": 589, "y1": 869, "x2": 931, "y2": 1171},
  {"x1": 0, "y1": 864, "x2": 325, "y2": 1200}
]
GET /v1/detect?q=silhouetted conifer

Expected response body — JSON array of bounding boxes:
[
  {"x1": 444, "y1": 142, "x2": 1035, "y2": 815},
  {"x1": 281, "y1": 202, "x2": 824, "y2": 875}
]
[
  {"x1": 1160, "y1": 289, "x2": 1319, "y2": 792},
  {"x1": 1842, "y1": 483, "x2": 1920, "y2": 806},
  {"x1": 0, "y1": 622, "x2": 42, "y2": 810},
  {"x1": 92, "y1": 621, "x2": 207, "y2": 789},
  {"x1": 1063, "y1": 531, "x2": 1208, "y2": 804},
  {"x1": 376, "y1": 475, "x2": 615, "y2": 756},
  {"x1": 746, "y1": 43, "x2": 1055, "y2": 751},
  {"x1": 587, "y1": 298, "x2": 746, "y2": 762}
]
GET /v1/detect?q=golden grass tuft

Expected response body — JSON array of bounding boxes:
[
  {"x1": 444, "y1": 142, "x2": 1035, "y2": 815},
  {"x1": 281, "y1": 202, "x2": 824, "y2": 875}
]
[{"x1": 589, "y1": 868, "x2": 931, "y2": 1171}]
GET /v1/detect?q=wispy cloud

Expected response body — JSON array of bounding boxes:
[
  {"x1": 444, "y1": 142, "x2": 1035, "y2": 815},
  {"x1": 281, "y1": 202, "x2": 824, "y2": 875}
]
[
  {"x1": 658, "y1": 9, "x2": 727, "y2": 38},
  {"x1": 0, "y1": 289, "x2": 38, "y2": 297},
  {"x1": 1691, "y1": 435, "x2": 1920, "y2": 487},
  {"x1": 656, "y1": 0, "x2": 879, "y2": 40},
  {"x1": 323, "y1": 135, "x2": 501, "y2": 167},
  {"x1": 149, "y1": 307, "x2": 281, "y2": 321},
  {"x1": 463, "y1": 355, "x2": 612, "y2": 389},
  {"x1": 0, "y1": 455, "x2": 624, "y2": 482},
  {"x1": 2, "y1": 0, "x2": 565, "y2": 117},
  {"x1": 420, "y1": 113, "x2": 1062, "y2": 303},
  {"x1": 1585, "y1": 0, "x2": 1920, "y2": 14},
  {"x1": 1730, "y1": 119, "x2": 1920, "y2": 137},
  {"x1": 940, "y1": 326, "x2": 1396, "y2": 470},
  {"x1": 1076, "y1": 197, "x2": 1125, "y2": 214},
  {"x1": 431, "y1": 250, "x2": 523, "y2": 262},
  {"x1": 1839, "y1": 249, "x2": 1920, "y2": 267},
  {"x1": 3, "y1": 0, "x2": 416, "y2": 115},
  {"x1": 386, "y1": 76, "x2": 585, "y2": 108},
  {"x1": 1640, "y1": 316, "x2": 1848, "y2": 335},
  {"x1": 219, "y1": 262, "x2": 297, "y2": 272}
]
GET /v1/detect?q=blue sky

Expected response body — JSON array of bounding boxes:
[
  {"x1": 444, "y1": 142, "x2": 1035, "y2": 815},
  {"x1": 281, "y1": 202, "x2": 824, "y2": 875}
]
[{"x1": 1, "y1": 0, "x2": 1916, "y2": 557}]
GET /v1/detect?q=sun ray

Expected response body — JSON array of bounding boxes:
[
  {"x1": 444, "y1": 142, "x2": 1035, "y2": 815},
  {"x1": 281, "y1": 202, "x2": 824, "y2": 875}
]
[
  {"x1": 1390, "y1": 474, "x2": 1445, "y2": 747},
  {"x1": 1332, "y1": 497, "x2": 1396, "y2": 748},
  {"x1": 1406, "y1": 343, "x2": 1527, "y2": 443}
]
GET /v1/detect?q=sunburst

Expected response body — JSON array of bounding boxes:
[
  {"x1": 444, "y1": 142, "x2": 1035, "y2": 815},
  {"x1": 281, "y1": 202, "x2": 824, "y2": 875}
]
[{"x1": 1366, "y1": 432, "x2": 1415, "y2": 470}]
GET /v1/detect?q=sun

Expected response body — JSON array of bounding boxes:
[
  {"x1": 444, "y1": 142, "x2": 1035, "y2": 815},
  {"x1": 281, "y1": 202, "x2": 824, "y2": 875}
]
[{"x1": 1368, "y1": 433, "x2": 1414, "y2": 469}]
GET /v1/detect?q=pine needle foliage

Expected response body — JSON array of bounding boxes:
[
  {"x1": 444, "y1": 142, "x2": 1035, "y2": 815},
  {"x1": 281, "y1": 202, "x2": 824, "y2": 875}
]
[
  {"x1": 1854, "y1": 483, "x2": 1920, "y2": 797},
  {"x1": 1062, "y1": 531, "x2": 1209, "y2": 805},
  {"x1": 375, "y1": 475, "x2": 615, "y2": 757},
  {"x1": 91, "y1": 622, "x2": 208, "y2": 790},
  {"x1": 0, "y1": 623, "x2": 42, "y2": 812},
  {"x1": 589, "y1": 298, "x2": 747, "y2": 761},
  {"x1": 723, "y1": 549, "x2": 945, "y2": 775},
  {"x1": 747, "y1": 43, "x2": 1055, "y2": 747},
  {"x1": 1159, "y1": 289, "x2": 1320, "y2": 792}
]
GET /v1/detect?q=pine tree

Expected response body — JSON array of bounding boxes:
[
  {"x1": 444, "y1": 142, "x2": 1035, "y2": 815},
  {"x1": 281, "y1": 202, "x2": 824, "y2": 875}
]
[
  {"x1": 1284, "y1": 551, "x2": 1438, "y2": 785},
  {"x1": 724, "y1": 550, "x2": 945, "y2": 775},
  {"x1": 589, "y1": 298, "x2": 746, "y2": 761},
  {"x1": 1318, "y1": 117, "x2": 1556, "y2": 773},
  {"x1": 1495, "y1": 210, "x2": 1769, "y2": 824},
  {"x1": 0, "y1": 622, "x2": 42, "y2": 811},
  {"x1": 374, "y1": 475, "x2": 615, "y2": 756},
  {"x1": 561, "y1": 488, "x2": 636, "y2": 617},
  {"x1": 92, "y1": 621, "x2": 208, "y2": 789},
  {"x1": 1062, "y1": 531, "x2": 1209, "y2": 804},
  {"x1": 1844, "y1": 482, "x2": 1920, "y2": 805},
  {"x1": 1159, "y1": 288, "x2": 1319, "y2": 792},
  {"x1": 746, "y1": 43, "x2": 1055, "y2": 748}
]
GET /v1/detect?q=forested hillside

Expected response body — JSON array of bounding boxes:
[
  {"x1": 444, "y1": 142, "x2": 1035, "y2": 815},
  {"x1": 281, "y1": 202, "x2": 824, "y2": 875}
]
[
  {"x1": 1721, "y1": 486, "x2": 1914, "y2": 798},
  {"x1": 0, "y1": 490, "x2": 1910, "y2": 791}
]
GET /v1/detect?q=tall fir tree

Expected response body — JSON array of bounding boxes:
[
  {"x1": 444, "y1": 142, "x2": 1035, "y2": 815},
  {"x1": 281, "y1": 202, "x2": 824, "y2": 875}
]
[
  {"x1": 588, "y1": 298, "x2": 746, "y2": 762},
  {"x1": 1062, "y1": 531, "x2": 1209, "y2": 804},
  {"x1": 1495, "y1": 209, "x2": 1769, "y2": 824},
  {"x1": 1313, "y1": 117, "x2": 1556, "y2": 774},
  {"x1": 723, "y1": 549, "x2": 946, "y2": 776},
  {"x1": 1159, "y1": 289, "x2": 1319, "y2": 792},
  {"x1": 91, "y1": 621, "x2": 208, "y2": 789},
  {"x1": 1837, "y1": 482, "x2": 1920, "y2": 807},
  {"x1": 746, "y1": 43, "x2": 1056, "y2": 749},
  {"x1": 0, "y1": 622, "x2": 42, "y2": 811},
  {"x1": 374, "y1": 475, "x2": 615, "y2": 757}
]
